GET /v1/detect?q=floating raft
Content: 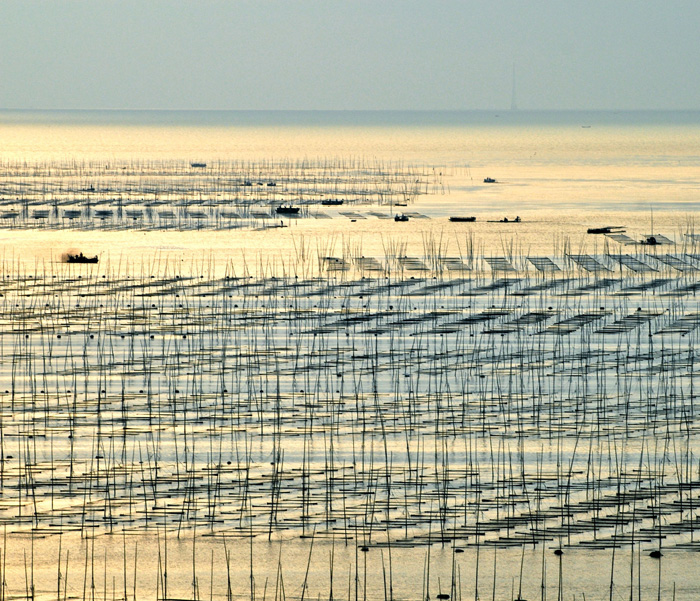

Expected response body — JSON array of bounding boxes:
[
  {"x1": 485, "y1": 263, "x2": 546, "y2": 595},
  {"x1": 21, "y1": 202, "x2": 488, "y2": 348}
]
[
  {"x1": 607, "y1": 253, "x2": 656, "y2": 273},
  {"x1": 653, "y1": 254, "x2": 695, "y2": 271},
  {"x1": 567, "y1": 254, "x2": 611, "y2": 272},
  {"x1": 544, "y1": 310, "x2": 611, "y2": 335},
  {"x1": 596, "y1": 309, "x2": 664, "y2": 334},
  {"x1": 606, "y1": 232, "x2": 636, "y2": 245},
  {"x1": 440, "y1": 257, "x2": 471, "y2": 271},
  {"x1": 527, "y1": 256, "x2": 561, "y2": 272},
  {"x1": 485, "y1": 257, "x2": 517, "y2": 273}
]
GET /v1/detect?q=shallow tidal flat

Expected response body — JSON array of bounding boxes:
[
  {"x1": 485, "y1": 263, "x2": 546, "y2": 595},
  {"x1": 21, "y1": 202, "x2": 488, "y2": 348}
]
[
  {"x1": 0, "y1": 251, "x2": 700, "y2": 599},
  {"x1": 1, "y1": 112, "x2": 700, "y2": 598}
]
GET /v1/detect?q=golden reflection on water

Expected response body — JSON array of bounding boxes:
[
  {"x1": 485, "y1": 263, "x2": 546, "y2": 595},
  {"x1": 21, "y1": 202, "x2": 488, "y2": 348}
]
[
  {"x1": 2, "y1": 114, "x2": 699, "y2": 272},
  {"x1": 0, "y1": 112, "x2": 699, "y2": 600}
]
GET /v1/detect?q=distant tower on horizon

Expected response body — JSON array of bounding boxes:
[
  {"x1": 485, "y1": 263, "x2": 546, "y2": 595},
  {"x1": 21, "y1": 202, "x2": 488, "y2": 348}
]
[{"x1": 510, "y1": 63, "x2": 518, "y2": 111}]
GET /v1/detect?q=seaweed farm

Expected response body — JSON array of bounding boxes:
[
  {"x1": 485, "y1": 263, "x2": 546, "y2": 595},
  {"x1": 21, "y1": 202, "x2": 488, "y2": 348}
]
[
  {"x1": 0, "y1": 158, "x2": 434, "y2": 230},
  {"x1": 3, "y1": 110, "x2": 700, "y2": 600},
  {"x1": 1, "y1": 244, "x2": 700, "y2": 600}
]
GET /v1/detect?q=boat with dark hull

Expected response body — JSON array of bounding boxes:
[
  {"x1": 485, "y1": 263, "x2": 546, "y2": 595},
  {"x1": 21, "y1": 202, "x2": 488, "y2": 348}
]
[
  {"x1": 276, "y1": 205, "x2": 300, "y2": 215},
  {"x1": 321, "y1": 199, "x2": 344, "y2": 206},
  {"x1": 449, "y1": 216, "x2": 476, "y2": 222},
  {"x1": 488, "y1": 216, "x2": 521, "y2": 223},
  {"x1": 587, "y1": 226, "x2": 625, "y2": 234},
  {"x1": 66, "y1": 252, "x2": 98, "y2": 264},
  {"x1": 394, "y1": 214, "x2": 409, "y2": 222}
]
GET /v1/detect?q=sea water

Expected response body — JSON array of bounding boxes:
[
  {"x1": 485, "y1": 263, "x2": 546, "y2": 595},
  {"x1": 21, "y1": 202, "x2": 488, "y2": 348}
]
[
  {"x1": 0, "y1": 110, "x2": 699, "y2": 600},
  {"x1": 1, "y1": 109, "x2": 699, "y2": 267}
]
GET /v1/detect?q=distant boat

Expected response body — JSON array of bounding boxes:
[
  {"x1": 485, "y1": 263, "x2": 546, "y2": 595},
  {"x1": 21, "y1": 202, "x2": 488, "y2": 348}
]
[
  {"x1": 276, "y1": 205, "x2": 300, "y2": 215},
  {"x1": 321, "y1": 199, "x2": 344, "y2": 206},
  {"x1": 190, "y1": 162, "x2": 207, "y2": 168},
  {"x1": 394, "y1": 214, "x2": 409, "y2": 222},
  {"x1": 66, "y1": 252, "x2": 98, "y2": 264},
  {"x1": 587, "y1": 226, "x2": 625, "y2": 234},
  {"x1": 449, "y1": 216, "x2": 476, "y2": 222},
  {"x1": 483, "y1": 177, "x2": 497, "y2": 183},
  {"x1": 488, "y1": 216, "x2": 521, "y2": 223},
  {"x1": 266, "y1": 182, "x2": 276, "y2": 186},
  {"x1": 640, "y1": 235, "x2": 658, "y2": 246}
]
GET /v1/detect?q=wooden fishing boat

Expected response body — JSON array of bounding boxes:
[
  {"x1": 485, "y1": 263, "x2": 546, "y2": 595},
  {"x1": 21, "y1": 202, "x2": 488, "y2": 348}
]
[
  {"x1": 587, "y1": 226, "x2": 625, "y2": 234},
  {"x1": 488, "y1": 216, "x2": 521, "y2": 223},
  {"x1": 66, "y1": 252, "x2": 98, "y2": 264},
  {"x1": 394, "y1": 214, "x2": 409, "y2": 222},
  {"x1": 449, "y1": 216, "x2": 476, "y2": 222},
  {"x1": 276, "y1": 205, "x2": 300, "y2": 215}
]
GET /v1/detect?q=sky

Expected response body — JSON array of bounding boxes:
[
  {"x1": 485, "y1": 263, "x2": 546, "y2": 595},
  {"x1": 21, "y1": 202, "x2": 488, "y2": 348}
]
[{"x1": 1, "y1": 0, "x2": 698, "y2": 111}]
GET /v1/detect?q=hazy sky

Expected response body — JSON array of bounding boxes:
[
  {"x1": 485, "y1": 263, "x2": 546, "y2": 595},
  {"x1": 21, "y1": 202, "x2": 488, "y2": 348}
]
[{"x1": 1, "y1": 0, "x2": 698, "y2": 111}]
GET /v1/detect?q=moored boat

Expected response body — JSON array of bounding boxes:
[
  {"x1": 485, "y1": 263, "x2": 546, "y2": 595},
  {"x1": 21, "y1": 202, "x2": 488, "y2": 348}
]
[
  {"x1": 587, "y1": 226, "x2": 625, "y2": 234},
  {"x1": 66, "y1": 252, "x2": 98, "y2": 264},
  {"x1": 449, "y1": 216, "x2": 476, "y2": 222},
  {"x1": 394, "y1": 214, "x2": 409, "y2": 222},
  {"x1": 488, "y1": 216, "x2": 521, "y2": 223},
  {"x1": 276, "y1": 205, "x2": 300, "y2": 215}
]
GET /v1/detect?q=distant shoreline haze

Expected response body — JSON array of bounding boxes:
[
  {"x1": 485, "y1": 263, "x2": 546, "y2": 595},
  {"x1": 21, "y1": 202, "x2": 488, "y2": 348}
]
[{"x1": 2, "y1": 109, "x2": 700, "y2": 128}]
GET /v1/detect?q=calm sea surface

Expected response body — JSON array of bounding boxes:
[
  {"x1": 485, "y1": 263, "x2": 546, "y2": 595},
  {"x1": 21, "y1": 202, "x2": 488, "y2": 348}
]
[
  {"x1": 0, "y1": 110, "x2": 699, "y2": 600},
  {"x1": 1, "y1": 109, "x2": 699, "y2": 266}
]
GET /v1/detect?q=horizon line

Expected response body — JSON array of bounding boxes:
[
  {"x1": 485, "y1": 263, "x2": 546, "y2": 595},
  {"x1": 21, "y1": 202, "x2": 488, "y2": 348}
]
[{"x1": 3, "y1": 107, "x2": 700, "y2": 113}]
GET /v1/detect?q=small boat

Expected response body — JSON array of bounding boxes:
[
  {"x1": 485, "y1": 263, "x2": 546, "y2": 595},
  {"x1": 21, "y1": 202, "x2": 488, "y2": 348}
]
[
  {"x1": 483, "y1": 177, "x2": 497, "y2": 183},
  {"x1": 488, "y1": 216, "x2": 521, "y2": 223},
  {"x1": 66, "y1": 252, "x2": 98, "y2": 264},
  {"x1": 266, "y1": 182, "x2": 276, "y2": 186},
  {"x1": 394, "y1": 214, "x2": 409, "y2": 222},
  {"x1": 587, "y1": 226, "x2": 625, "y2": 234},
  {"x1": 321, "y1": 199, "x2": 344, "y2": 206},
  {"x1": 190, "y1": 162, "x2": 207, "y2": 168},
  {"x1": 276, "y1": 205, "x2": 300, "y2": 215},
  {"x1": 449, "y1": 216, "x2": 476, "y2": 222},
  {"x1": 640, "y1": 235, "x2": 658, "y2": 245}
]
